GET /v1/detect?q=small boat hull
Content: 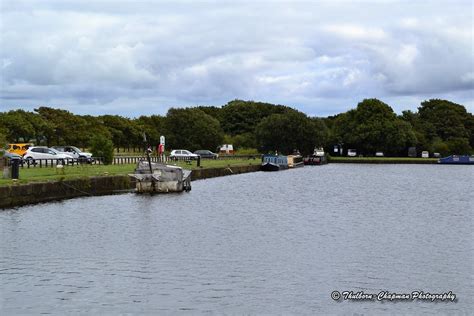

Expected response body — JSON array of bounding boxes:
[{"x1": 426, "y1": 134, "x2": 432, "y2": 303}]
[
  {"x1": 303, "y1": 155, "x2": 327, "y2": 165},
  {"x1": 261, "y1": 162, "x2": 280, "y2": 171},
  {"x1": 438, "y1": 155, "x2": 474, "y2": 165}
]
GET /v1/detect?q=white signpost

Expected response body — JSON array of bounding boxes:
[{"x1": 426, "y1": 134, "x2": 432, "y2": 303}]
[{"x1": 159, "y1": 136, "x2": 165, "y2": 161}]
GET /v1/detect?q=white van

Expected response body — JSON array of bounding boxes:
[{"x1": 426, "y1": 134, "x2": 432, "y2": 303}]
[{"x1": 219, "y1": 144, "x2": 234, "y2": 154}]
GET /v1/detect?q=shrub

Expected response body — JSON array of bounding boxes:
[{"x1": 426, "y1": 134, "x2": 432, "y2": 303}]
[{"x1": 90, "y1": 135, "x2": 114, "y2": 165}]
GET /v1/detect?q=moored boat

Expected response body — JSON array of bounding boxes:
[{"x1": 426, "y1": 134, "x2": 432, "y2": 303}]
[
  {"x1": 303, "y1": 155, "x2": 327, "y2": 165},
  {"x1": 261, "y1": 154, "x2": 289, "y2": 171},
  {"x1": 438, "y1": 155, "x2": 474, "y2": 165},
  {"x1": 129, "y1": 160, "x2": 192, "y2": 193},
  {"x1": 304, "y1": 147, "x2": 327, "y2": 165},
  {"x1": 287, "y1": 154, "x2": 304, "y2": 168}
]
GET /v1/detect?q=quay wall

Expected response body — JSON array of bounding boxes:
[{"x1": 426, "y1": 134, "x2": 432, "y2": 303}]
[
  {"x1": 0, "y1": 164, "x2": 261, "y2": 209},
  {"x1": 0, "y1": 176, "x2": 133, "y2": 209}
]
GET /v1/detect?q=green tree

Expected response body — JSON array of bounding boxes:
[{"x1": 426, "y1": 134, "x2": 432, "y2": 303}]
[
  {"x1": 418, "y1": 99, "x2": 470, "y2": 140},
  {"x1": 255, "y1": 111, "x2": 320, "y2": 154},
  {"x1": 100, "y1": 115, "x2": 141, "y2": 151},
  {"x1": 90, "y1": 135, "x2": 114, "y2": 164},
  {"x1": 80, "y1": 116, "x2": 112, "y2": 149},
  {"x1": 195, "y1": 106, "x2": 222, "y2": 122},
  {"x1": 220, "y1": 100, "x2": 290, "y2": 135},
  {"x1": 311, "y1": 117, "x2": 330, "y2": 147},
  {"x1": 0, "y1": 110, "x2": 36, "y2": 142},
  {"x1": 431, "y1": 138, "x2": 450, "y2": 156},
  {"x1": 164, "y1": 108, "x2": 224, "y2": 151},
  {"x1": 446, "y1": 137, "x2": 471, "y2": 154},
  {"x1": 0, "y1": 128, "x2": 7, "y2": 148},
  {"x1": 35, "y1": 107, "x2": 90, "y2": 146},
  {"x1": 416, "y1": 99, "x2": 472, "y2": 154},
  {"x1": 333, "y1": 99, "x2": 416, "y2": 155},
  {"x1": 134, "y1": 115, "x2": 164, "y2": 147}
]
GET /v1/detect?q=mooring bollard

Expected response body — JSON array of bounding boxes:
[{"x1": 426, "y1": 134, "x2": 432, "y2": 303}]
[{"x1": 197, "y1": 156, "x2": 201, "y2": 167}]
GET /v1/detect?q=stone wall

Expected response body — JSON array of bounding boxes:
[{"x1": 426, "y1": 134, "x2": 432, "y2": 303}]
[
  {"x1": 191, "y1": 164, "x2": 261, "y2": 180},
  {"x1": 0, "y1": 176, "x2": 134, "y2": 209}
]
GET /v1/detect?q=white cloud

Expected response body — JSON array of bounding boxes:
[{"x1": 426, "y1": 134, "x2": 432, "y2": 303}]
[{"x1": 322, "y1": 24, "x2": 387, "y2": 41}]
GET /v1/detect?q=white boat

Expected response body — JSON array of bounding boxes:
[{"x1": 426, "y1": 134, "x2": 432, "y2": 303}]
[
  {"x1": 287, "y1": 154, "x2": 304, "y2": 168},
  {"x1": 129, "y1": 160, "x2": 192, "y2": 193}
]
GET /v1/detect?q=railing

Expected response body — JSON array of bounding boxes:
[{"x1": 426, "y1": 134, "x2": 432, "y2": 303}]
[
  {"x1": 19, "y1": 158, "x2": 103, "y2": 168},
  {"x1": 14, "y1": 154, "x2": 264, "y2": 168},
  {"x1": 112, "y1": 156, "x2": 167, "y2": 164}
]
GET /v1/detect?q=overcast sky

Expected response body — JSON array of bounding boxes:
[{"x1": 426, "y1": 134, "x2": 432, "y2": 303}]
[{"x1": 1, "y1": 0, "x2": 473, "y2": 117}]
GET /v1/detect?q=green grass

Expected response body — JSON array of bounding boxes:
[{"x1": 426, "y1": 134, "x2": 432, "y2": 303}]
[
  {"x1": 174, "y1": 158, "x2": 259, "y2": 170},
  {"x1": 0, "y1": 158, "x2": 259, "y2": 186}
]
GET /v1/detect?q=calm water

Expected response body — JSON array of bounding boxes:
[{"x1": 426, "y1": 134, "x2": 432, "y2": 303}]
[{"x1": 0, "y1": 164, "x2": 472, "y2": 315}]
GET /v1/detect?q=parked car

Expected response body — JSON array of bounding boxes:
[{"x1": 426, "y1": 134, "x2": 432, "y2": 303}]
[
  {"x1": 0, "y1": 149, "x2": 22, "y2": 161},
  {"x1": 347, "y1": 149, "x2": 357, "y2": 157},
  {"x1": 433, "y1": 152, "x2": 441, "y2": 158},
  {"x1": 23, "y1": 147, "x2": 71, "y2": 164},
  {"x1": 52, "y1": 146, "x2": 94, "y2": 163},
  {"x1": 421, "y1": 151, "x2": 430, "y2": 158},
  {"x1": 194, "y1": 150, "x2": 218, "y2": 159},
  {"x1": 170, "y1": 149, "x2": 199, "y2": 160},
  {"x1": 375, "y1": 151, "x2": 384, "y2": 157}
]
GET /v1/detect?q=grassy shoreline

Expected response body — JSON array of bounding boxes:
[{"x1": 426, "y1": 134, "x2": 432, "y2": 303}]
[
  {"x1": 0, "y1": 156, "x2": 442, "y2": 186},
  {"x1": 0, "y1": 158, "x2": 259, "y2": 186}
]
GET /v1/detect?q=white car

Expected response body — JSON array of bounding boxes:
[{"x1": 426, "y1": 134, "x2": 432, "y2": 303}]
[
  {"x1": 375, "y1": 152, "x2": 384, "y2": 157},
  {"x1": 421, "y1": 151, "x2": 429, "y2": 158},
  {"x1": 24, "y1": 147, "x2": 71, "y2": 164},
  {"x1": 170, "y1": 149, "x2": 199, "y2": 160},
  {"x1": 52, "y1": 146, "x2": 94, "y2": 162}
]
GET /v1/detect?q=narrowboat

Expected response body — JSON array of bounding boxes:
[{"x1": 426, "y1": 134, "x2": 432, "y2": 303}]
[
  {"x1": 129, "y1": 160, "x2": 192, "y2": 193},
  {"x1": 261, "y1": 154, "x2": 289, "y2": 171},
  {"x1": 438, "y1": 155, "x2": 474, "y2": 165}
]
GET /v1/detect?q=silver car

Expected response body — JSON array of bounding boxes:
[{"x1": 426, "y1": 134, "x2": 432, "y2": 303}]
[{"x1": 170, "y1": 149, "x2": 199, "y2": 160}]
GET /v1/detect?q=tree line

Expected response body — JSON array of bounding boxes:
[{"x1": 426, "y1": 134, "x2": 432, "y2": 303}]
[{"x1": 0, "y1": 98, "x2": 473, "y2": 156}]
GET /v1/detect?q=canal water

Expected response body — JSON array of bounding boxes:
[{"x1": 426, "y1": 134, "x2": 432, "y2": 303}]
[{"x1": 0, "y1": 164, "x2": 472, "y2": 314}]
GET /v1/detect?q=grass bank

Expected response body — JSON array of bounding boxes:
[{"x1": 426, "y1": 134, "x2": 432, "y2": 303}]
[
  {"x1": 328, "y1": 156, "x2": 438, "y2": 164},
  {"x1": 0, "y1": 158, "x2": 260, "y2": 186}
]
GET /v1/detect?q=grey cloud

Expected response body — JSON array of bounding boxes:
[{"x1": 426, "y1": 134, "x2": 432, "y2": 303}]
[{"x1": 0, "y1": 0, "x2": 472, "y2": 116}]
